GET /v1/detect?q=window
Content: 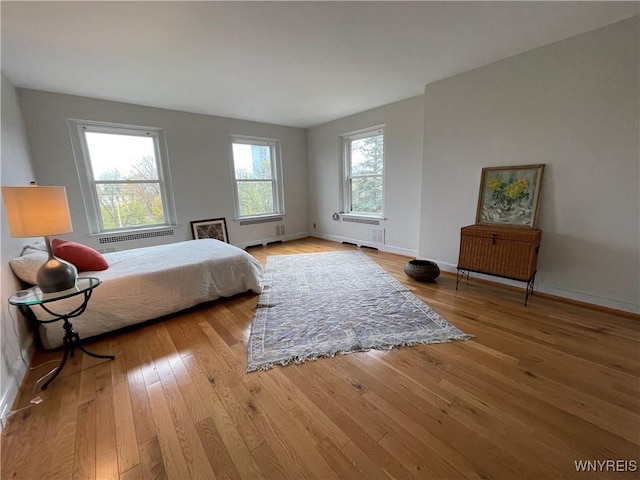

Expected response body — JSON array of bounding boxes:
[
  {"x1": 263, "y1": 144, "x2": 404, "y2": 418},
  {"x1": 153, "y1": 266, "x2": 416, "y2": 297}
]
[
  {"x1": 230, "y1": 136, "x2": 284, "y2": 218},
  {"x1": 342, "y1": 126, "x2": 385, "y2": 216},
  {"x1": 69, "y1": 120, "x2": 176, "y2": 234}
]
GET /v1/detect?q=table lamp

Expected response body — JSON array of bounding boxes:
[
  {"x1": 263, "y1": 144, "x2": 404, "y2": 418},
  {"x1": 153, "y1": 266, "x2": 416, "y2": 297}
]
[{"x1": 2, "y1": 184, "x2": 77, "y2": 292}]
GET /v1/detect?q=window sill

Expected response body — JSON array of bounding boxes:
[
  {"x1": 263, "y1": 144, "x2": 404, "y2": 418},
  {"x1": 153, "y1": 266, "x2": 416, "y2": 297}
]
[{"x1": 340, "y1": 214, "x2": 386, "y2": 221}]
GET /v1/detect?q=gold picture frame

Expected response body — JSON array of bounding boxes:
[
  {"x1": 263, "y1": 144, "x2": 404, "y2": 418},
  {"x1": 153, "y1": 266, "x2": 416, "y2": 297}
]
[{"x1": 476, "y1": 164, "x2": 545, "y2": 228}]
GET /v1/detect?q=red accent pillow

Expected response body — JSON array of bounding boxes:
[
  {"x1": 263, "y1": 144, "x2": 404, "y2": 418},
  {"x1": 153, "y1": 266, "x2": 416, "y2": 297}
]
[{"x1": 52, "y1": 239, "x2": 109, "y2": 272}]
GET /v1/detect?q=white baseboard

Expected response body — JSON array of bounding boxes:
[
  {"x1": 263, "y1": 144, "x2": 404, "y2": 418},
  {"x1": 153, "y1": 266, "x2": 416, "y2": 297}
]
[
  {"x1": 234, "y1": 231, "x2": 309, "y2": 250},
  {"x1": 311, "y1": 233, "x2": 418, "y2": 258},
  {"x1": 232, "y1": 233, "x2": 639, "y2": 314},
  {"x1": 0, "y1": 359, "x2": 28, "y2": 432},
  {"x1": 536, "y1": 285, "x2": 639, "y2": 314},
  {"x1": 0, "y1": 336, "x2": 35, "y2": 432},
  {"x1": 433, "y1": 259, "x2": 640, "y2": 314}
]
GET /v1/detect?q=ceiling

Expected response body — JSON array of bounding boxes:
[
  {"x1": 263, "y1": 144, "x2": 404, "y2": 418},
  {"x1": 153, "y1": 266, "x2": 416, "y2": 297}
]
[{"x1": 2, "y1": 1, "x2": 638, "y2": 128}]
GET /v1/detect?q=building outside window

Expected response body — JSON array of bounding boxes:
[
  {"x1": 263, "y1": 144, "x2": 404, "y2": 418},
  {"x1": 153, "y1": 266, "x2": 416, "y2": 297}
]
[
  {"x1": 342, "y1": 126, "x2": 385, "y2": 216},
  {"x1": 69, "y1": 120, "x2": 176, "y2": 233},
  {"x1": 230, "y1": 136, "x2": 284, "y2": 218}
]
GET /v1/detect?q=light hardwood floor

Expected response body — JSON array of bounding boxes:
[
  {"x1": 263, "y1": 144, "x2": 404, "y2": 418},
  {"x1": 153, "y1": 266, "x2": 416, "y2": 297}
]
[{"x1": 2, "y1": 237, "x2": 639, "y2": 479}]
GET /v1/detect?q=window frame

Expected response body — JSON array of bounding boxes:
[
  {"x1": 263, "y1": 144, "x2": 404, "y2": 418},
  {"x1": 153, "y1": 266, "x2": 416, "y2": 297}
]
[
  {"x1": 68, "y1": 119, "x2": 177, "y2": 234},
  {"x1": 229, "y1": 135, "x2": 285, "y2": 220},
  {"x1": 341, "y1": 125, "x2": 386, "y2": 218}
]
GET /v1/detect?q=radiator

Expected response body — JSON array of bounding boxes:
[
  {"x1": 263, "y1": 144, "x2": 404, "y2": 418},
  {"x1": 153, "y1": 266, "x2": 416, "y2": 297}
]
[{"x1": 98, "y1": 229, "x2": 175, "y2": 244}]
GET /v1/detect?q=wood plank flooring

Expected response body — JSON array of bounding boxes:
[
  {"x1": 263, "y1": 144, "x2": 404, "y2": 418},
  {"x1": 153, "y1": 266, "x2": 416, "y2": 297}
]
[{"x1": 2, "y1": 237, "x2": 639, "y2": 479}]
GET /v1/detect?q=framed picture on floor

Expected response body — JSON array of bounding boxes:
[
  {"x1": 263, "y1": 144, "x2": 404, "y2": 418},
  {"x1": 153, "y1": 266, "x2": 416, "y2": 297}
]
[
  {"x1": 190, "y1": 218, "x2": 229, "y2": 243},
  {"x1": 476, "y1": 164, "x2": 545, "y2": 228}
]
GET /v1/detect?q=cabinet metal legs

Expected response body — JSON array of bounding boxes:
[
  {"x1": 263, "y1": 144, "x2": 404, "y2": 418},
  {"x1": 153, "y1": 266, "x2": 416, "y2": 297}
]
[{"x1": 456, "y1": 268, "x2": 536, "y2": 307}]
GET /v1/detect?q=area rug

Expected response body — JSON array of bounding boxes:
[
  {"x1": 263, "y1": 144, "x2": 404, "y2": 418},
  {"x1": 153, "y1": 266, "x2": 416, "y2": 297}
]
[{"x1": 247, "y1": 250, "x2": 472, "y2": 372}]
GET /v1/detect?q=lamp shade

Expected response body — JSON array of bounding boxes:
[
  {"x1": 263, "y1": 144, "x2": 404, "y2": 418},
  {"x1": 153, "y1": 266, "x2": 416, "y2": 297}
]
[{"x1": 2, "y1": 185, "x2": 73, "y2": 237}]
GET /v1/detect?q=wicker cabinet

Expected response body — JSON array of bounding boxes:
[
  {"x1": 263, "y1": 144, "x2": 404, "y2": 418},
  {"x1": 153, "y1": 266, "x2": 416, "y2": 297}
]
[{"x1": 456, "y1": 225, "x2": 541, "y2": 305}]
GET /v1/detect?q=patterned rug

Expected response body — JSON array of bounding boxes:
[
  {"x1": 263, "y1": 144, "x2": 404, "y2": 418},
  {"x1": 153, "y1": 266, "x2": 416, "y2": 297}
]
[{"x1": 247, "y1": 250, "x2": 472, "y2": 372}]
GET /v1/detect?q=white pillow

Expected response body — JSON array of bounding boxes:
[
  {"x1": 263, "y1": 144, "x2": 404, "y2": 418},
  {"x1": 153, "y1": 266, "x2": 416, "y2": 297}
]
[
  {"x1": 9, "y1": 251, "x2": 48, "y2": 285},
  {"x1": 22, "y1": 241, "x2": 48, "y2": 254}
]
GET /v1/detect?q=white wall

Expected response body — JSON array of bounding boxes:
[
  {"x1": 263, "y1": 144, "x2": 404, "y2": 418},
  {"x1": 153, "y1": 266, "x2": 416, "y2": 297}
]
[
  {"x1": 307, "y1": 95, "x2": 424, "y2": 256},
  {"x1": 17, "y1": 90, "x2": 309, "y2": 250},
  {"x1": 0, "y1": 74, "x2": 37, "y2": 425},
  {"x1": 419, "y1": 17, "x2": 639, "y2": 313}
]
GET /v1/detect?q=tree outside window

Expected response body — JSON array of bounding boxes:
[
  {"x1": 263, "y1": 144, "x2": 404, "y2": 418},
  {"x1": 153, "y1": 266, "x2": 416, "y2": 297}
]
[
  {"x1": 70, "y1": 120, "x2": 176, "y2": 234},
  {"x1": 85, "y1": 132, "x2": 167, "y2": 230},
  {"x1": 344, "y1": 128, "x2": 384, "y2": 215}
]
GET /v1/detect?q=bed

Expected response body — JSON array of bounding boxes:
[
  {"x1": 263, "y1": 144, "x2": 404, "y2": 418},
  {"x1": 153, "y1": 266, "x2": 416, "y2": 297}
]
[{"x1": 9, "y1": 239, "x2": 264, "y2": 349}]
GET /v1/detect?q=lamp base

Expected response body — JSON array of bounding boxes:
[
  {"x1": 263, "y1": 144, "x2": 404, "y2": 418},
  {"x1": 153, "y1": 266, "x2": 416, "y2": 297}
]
[{"x1": 37, "y1": 238, "x2": 77, "y2": 293}]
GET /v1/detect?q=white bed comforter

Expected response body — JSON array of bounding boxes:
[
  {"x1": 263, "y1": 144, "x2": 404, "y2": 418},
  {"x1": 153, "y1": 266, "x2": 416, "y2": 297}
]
[{"x1": 34, "y1": 239, "x2": 263, "y2": 348}]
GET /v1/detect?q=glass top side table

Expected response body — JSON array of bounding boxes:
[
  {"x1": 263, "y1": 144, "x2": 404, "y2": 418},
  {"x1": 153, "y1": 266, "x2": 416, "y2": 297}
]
[
  {"x1": 9, "y1": 277, "x2": 115, "y2": 390},
  {"x1": 10, "y1": 277, "x2": 101, "y2": 305}
]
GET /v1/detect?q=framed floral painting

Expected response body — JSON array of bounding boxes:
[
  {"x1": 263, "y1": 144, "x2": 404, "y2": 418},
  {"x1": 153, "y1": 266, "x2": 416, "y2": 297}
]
[
  {"x1": 475, "y1": 164, "x2": 545, "y2": 228},
  {"x1": 190, "y1": 218, "x2": 229, "y2": 243}
]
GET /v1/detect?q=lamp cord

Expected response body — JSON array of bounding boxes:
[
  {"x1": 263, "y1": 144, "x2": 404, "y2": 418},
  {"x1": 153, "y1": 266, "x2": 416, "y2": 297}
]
[
  {"x1": 3, "y1": 299, "x2": 59, "y2": 425},
  {"x1": 7, "y1": 298, "x2": 58, "y2": 369}
]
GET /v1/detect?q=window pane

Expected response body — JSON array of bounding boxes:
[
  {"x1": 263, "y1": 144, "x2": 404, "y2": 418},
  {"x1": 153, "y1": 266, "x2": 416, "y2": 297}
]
[
  {"x1": 237, "y1": 180, "x2": 274, "y2": 216},
  {"x1": 96, "y1": 183, "x2": 165, "y2": 229},
  {"x1": 350, "y1": 134, "x2": 383, "y2": 176},
  {"x1": 85, "y1": 132, "x2": 158, "y2": 180},
  {"x1": 351, "y1": 176, "x2": 382, "y2": 214},
  {"x1": 232, "y1": 143, "x2": 272, "y2": 180}
]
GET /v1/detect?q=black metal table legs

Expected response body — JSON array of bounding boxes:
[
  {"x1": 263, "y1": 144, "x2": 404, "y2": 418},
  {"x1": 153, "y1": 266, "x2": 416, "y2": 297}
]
[{"x1": 41, "y1": 316, "x2": 115, "y2": 390}]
